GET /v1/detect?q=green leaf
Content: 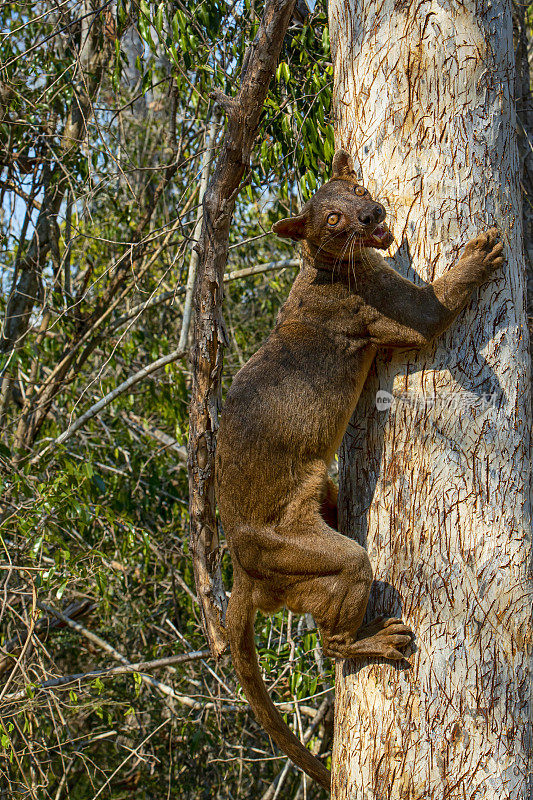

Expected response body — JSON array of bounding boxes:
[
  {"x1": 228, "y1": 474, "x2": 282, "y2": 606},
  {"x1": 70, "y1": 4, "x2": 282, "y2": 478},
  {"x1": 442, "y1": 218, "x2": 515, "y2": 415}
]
[
  {"x1": 155, "y1": 2, "x2": 164, "y2": 38},
  {"x1": 56, "y1": 580, "x2": 68, "y2": 599}
]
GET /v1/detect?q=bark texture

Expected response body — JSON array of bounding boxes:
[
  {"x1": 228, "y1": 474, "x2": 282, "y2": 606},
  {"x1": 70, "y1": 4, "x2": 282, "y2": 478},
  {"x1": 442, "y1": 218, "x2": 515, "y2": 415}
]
[
  {"x1": 188, "y1": 0, "x2": 296, "y2": 658},
  {"x1": 328, "y1": 2, "x2": 533, "y2": 798}
]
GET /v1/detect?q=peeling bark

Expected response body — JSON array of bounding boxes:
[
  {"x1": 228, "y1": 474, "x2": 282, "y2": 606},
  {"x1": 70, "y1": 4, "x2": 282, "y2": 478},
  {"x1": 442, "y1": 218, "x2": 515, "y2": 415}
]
[
  {"x1": 187, "y1": 0, "x2": 296, "y2": 658},
  {"x1": 328, "y1": 2, "x2": 533, "y2": 798}
]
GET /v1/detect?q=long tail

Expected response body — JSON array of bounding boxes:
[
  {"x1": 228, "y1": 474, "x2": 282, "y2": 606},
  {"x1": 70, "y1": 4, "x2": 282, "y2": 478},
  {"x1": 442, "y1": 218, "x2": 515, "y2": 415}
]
[{"x1": 226, "y1": 583, "x2": 331, "y2": 792}]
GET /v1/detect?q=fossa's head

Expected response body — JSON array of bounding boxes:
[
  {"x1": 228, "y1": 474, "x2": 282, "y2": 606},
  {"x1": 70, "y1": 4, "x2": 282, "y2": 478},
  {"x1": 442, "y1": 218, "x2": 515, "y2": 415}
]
[{"x1": 272, "y1": 150, "x2": 393, "y2": 259}]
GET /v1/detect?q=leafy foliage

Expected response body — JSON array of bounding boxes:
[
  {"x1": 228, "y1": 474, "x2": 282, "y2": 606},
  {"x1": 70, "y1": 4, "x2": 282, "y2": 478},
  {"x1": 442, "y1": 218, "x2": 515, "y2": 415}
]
[{"x1": 0, "y1": 1, "x2": 334, "y2": 797}]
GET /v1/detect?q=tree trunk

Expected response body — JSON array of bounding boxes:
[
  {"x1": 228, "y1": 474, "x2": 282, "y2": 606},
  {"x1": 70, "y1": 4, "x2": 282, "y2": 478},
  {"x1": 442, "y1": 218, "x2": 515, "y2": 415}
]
[{"x1": 328, "y1": 2, "x2": 533, "y2": 799}]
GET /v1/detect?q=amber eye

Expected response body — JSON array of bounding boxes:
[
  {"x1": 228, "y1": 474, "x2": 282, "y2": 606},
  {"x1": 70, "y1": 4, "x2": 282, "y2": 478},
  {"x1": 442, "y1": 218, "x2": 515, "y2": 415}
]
[
  {"x1": 327, "y1": 213, "x2": 340, "y2": 226},
  {"x1": 353, "y1": 185, "x2": 367, "y2": 196}
]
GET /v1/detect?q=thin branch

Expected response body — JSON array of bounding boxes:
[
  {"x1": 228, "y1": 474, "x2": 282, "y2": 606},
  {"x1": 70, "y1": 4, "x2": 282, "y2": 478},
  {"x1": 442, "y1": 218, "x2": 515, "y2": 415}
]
[
  {"x1": 2, "y1": 651, "x2": 212, "y2": 703},
  {"x1": 178, "y1": 118, "x2": 218, "y2": 350},
  {"x1": 0, "y1": 179, "x2": 42, "y2": 211},
  {"x1": 109, "y1": 257, "x2": 298, "y2": 334},
  {"x1": 32, "y1": 347, "x2": 186, "y2": 463},
  {"x1": 224, "y1": 258, "x2": 298, "y2": 282},
  {"x1": 188, "y1": 0, "x2": 297, "y2": 659},
  {"x1": 0, "y1": 600, "x2": 94, "y2": 677},
  {"x1": 123, "y1": 413, "x2": 187, "y2": 462}
]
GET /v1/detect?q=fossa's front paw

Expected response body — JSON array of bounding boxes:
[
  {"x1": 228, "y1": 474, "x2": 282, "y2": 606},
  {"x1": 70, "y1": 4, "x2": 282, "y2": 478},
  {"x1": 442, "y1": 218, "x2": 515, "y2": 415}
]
[{"x1": 460, "y1": 227, "x2": 504, "y2": 283}]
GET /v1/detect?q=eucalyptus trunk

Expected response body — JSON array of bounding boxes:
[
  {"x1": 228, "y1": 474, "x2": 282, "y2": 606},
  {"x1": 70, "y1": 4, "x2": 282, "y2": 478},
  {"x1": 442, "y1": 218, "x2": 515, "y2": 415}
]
[{"x1": 328, "y1": 2, "x2": 533, "y2": 798}]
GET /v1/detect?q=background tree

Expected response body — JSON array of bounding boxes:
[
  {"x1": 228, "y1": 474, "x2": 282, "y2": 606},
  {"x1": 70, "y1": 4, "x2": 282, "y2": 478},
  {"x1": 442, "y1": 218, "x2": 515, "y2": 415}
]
[{"x1": 328, "y1": 2, "x2": 532, "y2": 798}]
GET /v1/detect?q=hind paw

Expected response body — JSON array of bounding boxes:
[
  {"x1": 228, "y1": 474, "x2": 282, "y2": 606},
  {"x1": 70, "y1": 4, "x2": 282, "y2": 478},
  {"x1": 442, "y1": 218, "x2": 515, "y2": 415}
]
[{"x1": 323, "y1": 617, "x2": 414, "y2": 661}]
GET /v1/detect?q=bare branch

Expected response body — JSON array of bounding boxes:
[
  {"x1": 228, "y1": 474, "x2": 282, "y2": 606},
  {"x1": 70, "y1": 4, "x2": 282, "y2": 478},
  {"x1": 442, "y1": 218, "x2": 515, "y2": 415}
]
[
  {"x1": 2, "y1": 651, "x2": 212, "y2": 704},
  {"x1": 188, "y1": 0, "x2": 297, "y2": 659},
  {"x1": 32, "y1": 347, "x2": 186, "y2": 462},
  {"x1": 110, "y1": 258, "x2": 299, "y2": 334},
  {"x1": 178, "y1": 119, "x2": 218, "y2": 350},
  {"x1": 224, "y1": 258, "x2": 298, "y2": 282},
  {"x1": 123, "y1": 413, "x2": 188, "y2": 462}
]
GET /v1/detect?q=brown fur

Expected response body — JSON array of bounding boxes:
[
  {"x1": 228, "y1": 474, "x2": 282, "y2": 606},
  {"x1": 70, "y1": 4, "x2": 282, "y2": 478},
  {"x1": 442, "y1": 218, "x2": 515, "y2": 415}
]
[{"x1": 215, "y1": 150, "x2": 504, "y2": 791}]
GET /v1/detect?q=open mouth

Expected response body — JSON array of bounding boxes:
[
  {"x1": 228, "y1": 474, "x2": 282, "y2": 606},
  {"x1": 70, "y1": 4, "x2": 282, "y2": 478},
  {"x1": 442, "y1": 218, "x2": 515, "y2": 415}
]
[
  {"x1": 370, "y1": 225, "x2": 388, "y2": 243},
  {"x1": 360, "y1": 224, "x2": 393, "y2": 249}
]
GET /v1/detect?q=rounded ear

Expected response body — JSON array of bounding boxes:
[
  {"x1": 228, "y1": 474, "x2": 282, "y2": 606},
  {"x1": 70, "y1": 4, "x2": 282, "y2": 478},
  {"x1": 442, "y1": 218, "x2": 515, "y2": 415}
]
[
  {"x1": 332, "y1": 149, "x2": 355, "y2": 178},
  {"x1": 272, "y1": 213, "x2": 307, "y2": 241}
]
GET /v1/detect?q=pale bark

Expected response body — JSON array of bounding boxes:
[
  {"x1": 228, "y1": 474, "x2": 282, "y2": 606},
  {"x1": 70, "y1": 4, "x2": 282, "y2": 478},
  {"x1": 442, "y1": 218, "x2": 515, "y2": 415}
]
[
  {"x1": 328, "y1": 2, "x2": 533, "y2": 799},
  {"x1": 178, "y1": 118, "x2": 218, "y2": 351}
]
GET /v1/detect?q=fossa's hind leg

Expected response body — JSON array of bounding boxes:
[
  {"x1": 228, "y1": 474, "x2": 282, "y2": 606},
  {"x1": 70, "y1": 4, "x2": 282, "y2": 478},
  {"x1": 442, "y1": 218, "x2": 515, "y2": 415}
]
[{"x1": 273, "y1": 517, "x2": 413, "y2": 661}]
